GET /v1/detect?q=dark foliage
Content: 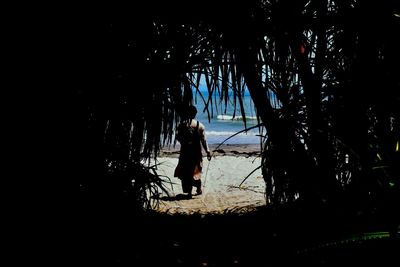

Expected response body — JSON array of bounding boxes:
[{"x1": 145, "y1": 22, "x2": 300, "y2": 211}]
[
  {"x1": 76, "y1": 0, "x2": 400, "y2": 264},
  {"x1": 78, "y1": 0, "x2": 399, "y2": 206}
]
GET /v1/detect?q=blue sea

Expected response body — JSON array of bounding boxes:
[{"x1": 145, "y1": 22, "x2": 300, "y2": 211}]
[{"x1": 192, "y1": 90, "x2": 264, "y2": 145}]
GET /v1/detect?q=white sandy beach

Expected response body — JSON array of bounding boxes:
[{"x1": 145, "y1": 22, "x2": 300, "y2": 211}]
[{"x1": 151, "y1": 149, "x2": 266, "y2": 214}]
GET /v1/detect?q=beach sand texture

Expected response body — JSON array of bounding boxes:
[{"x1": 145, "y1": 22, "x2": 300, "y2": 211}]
[{"x1": 151, "y1": 145, "x2": 266, "y2": 214}]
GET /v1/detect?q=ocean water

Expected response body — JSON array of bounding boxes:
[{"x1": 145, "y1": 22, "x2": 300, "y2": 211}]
[{"x1": 192, "y1": 90, "x2": 264, "y2": 145}]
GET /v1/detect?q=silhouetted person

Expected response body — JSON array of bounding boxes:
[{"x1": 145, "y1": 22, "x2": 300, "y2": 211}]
[{"x1": 174, "y1": 106, "x2": 211, "y2": 198}]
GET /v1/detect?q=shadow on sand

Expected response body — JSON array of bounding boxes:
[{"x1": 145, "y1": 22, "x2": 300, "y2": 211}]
[
  {"x1": 153, "y1": 193, "x2": 205, "y2": 201},
  {"x1": 153, "y1": 193, "x2": 196, "y2": 201}
]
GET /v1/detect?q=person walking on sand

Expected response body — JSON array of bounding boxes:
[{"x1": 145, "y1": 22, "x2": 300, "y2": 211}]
[{"x1": 174, "y1": 105, "x2": 212, "y2": 198}]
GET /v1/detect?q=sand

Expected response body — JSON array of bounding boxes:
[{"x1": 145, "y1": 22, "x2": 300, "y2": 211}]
[{"x1": 150, "y1": 144, "x2": 266, "y2": 214}]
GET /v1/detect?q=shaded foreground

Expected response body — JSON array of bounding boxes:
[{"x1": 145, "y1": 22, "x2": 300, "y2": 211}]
[{"x1": 78, "y1": 199, "x2": 399, "y2": 266}]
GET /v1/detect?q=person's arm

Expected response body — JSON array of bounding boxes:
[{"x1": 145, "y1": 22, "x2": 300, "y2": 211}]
[{"x1": 199, "y1": 124, "x2": 211, "y2": 160}]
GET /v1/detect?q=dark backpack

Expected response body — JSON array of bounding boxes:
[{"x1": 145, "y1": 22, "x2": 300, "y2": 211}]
[{"x1": 177, "y1": 121, "x2": 200, "y2": 146}]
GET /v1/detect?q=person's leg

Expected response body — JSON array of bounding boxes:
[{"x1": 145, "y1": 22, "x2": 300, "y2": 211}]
[
  {"x1": 181, "y1": 177, "x2": 193, "y2": 197},
  {"x1": 194, "y1": 179, "x2": 202, "y2": 195}
]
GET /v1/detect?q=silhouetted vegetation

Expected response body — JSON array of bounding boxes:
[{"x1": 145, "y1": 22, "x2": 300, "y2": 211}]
[{"x1": 77, "y1": 0, "x2": 400, "y2": 265}]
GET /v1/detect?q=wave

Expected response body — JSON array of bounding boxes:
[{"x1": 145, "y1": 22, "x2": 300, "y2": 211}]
[
  {"x1": 206, "y1": 130, "x2": 259, "y2": 136},
  {"x1": 216, "y1": 115, "x2": 258, "y2": 121}
]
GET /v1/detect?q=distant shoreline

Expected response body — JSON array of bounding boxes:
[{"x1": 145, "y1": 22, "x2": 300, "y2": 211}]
[{"x1": 159, "y1": 143, "x2": 262, "y2": 158}]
